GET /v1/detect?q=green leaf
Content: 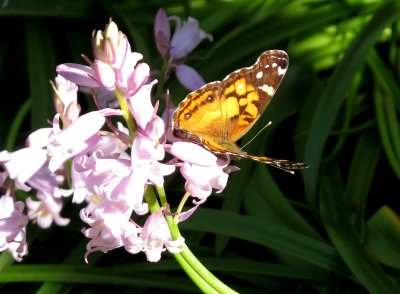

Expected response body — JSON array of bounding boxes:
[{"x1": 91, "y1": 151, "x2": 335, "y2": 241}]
[
  {"x1": 303, "y1": 0, "x2": 400, "y2": 210},
  {"x1": 365, "y1": 206, "x2": 400, "y2": 269},
  {"x1": 320, "y1": 169, "x2": 400, "y2": 294},
  {"x1": 181, "y1": 208, "x2": 349, "y2": 275},
  {"x1": 345, "y1": 131, "x2": 381, "y2": 236},
  {"x1": 25, "y1": 19, "x2": 55, "y2": 130}
]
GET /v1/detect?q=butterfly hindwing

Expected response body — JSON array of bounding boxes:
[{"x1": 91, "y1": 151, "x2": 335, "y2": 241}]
[{"x1": 173, "y1": 81, "x2": 225, "y2": 141}]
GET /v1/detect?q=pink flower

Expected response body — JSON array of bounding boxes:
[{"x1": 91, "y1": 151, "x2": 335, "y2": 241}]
[
  {"x1": 57, "y1": 20, "x2": 153, "y2": 99},
  {"x1": 26, "y1": 193, "x2": 70, "y2": 229},
  {"x1": 27, "y1": 166, "x2": 72, "y2": 199},
  {"x1": 181, "y1": 160, "x2": 229, "y2": 202},
  {"x1": 80, "y1": 195, "x2": 132, "y2": 262},
  {"x1": 155, "y1": 9, "x2": 212, "y2": 62},
  {"x1": 56, "y1": 63, "x2": 100, "y2": 88},
  {"x1": 118, "y1": 53, "x2": 150, "y2": 97},
  {"x1": 122, "y1": 221, "x2": 143, "y2": 254},
  {"x1": 52, "y1": 75, "x2": 80, "y2": 126},
  {"x1": 127, "y1": 79, "x2": 157, "y2": 131},
  {"x1": 169, "y1": 16, "x2": 212, "y2": 61},
  {"x1": 107, "y1": 118, "x2": 175, "y2": 215},
  {"x1": 139, "y1": 209, "x2": 184, "y2": 262},
  {"x1": 175, "y1": 64, "x2": 206, "y2": 91},
  {"x1": 168, "y1": 142, "x2": 238, "y2": 202},
  {"x1": 0, "y1": 194, "x2": 29, "y2": 261},
  {"x1": 107, "y1": 164, "x2": 149, "y2": 215},
  {"x1": 92, "y1": 19, "x2": 130, "y2": 69},
  {"x1": 130, "y1": 116, "x2": 176, "y2": 186},
  {"x1": 154, "y1": 9, "x2": 171, "y2": 57},
  {"x1": 47, "y1": 108, "x2": 122, "y2": 172},
  {"x1": 0, "y1": 147, "x2": 47, "y2": 184},
  {"x1": 71, "y1": 134, "x2": 128, "y2": 204}
]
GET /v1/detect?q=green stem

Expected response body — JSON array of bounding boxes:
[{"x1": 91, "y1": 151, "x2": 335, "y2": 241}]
[
  {"x1": 155, "y1": 185, "x2": 169, "y2": 207},
  {"x1": 145, "y1": 186, "x2": 237, "y2": 293},
  {"x1": 175, "y1": 191, "x2": 191, "y2": 222},
  {"x1": 115, "y1": 88, "x2": 136, "y2": 141}
]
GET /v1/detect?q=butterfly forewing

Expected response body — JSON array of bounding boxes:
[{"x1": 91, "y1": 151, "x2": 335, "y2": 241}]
[{"x1": 218, "y1": 50, "x2": 288, "y2": 142}]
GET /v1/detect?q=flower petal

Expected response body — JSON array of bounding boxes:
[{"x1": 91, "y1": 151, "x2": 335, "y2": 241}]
[
  {"x1": 169, "y1": 142, "x2": 217, "y2": 166},
  {"x1": 154, "y1": 8, "x2": 171, "y2": 56},
  {"x1": 175, "y1": 64, "x2": 205, "y2": 91},
  {"x1": 56, "y1": 63, "x2": 100, "y2": 87}
]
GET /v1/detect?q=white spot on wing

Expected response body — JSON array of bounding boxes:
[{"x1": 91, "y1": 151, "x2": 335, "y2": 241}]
[
  {"x1": 272, "y1": 62, "x2": 277, "y2": 68},
  {"x1": 259, "y1": 85, "x2": 275, "y2": 96},
  {"x1": 256, "y1": 71, "x2": 263, "y2": 79},
  {"x1": 278, "y1": 66, "x2": 286, "y2": 76}
]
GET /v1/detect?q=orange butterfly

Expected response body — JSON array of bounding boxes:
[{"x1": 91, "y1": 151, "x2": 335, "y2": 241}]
[{"x1": 173, "y1": 50, "x2": 307, "y2": 173}]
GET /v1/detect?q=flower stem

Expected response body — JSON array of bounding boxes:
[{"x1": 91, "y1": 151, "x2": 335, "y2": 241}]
[
  {"x1": 115, "y1": 88, "x2": 136, "y2": 141},
  {"x1": 175, "y1": 191, "x2": 191, "y2": 221},
  {"x1": 152, "y1": 186, "x2": 238, "y2": 293},
  {"x1": 166, "y1": 213, "x2": 238, "y2": 293}
]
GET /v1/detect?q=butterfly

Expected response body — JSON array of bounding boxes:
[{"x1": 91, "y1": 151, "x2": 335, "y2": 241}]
[{"x1": 172, "y1": 50, "x2": 308, "y2": 173}]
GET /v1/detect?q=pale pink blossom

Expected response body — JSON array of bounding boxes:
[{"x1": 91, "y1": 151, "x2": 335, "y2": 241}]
[
  {"x1": 122, "y1": 221, "x2": 143, "y2": 254},
  {"x1": 57, "y1": 20, "x2": 152, "y2": 99},
  {"x1": 130, "y1": 116, "x2": 176, "y2": 186},
  {"x1": 139, "y1": 210, "x2": 184, "y2": 262},
  {"x1": 92, "y1": 19, "x2": 131, "y2": 69},
  {"x1": 0, "y1": 194, "x2": 29, "y2": 261},
  {"x1": 26, "y1": 193, "x2": 70, "y2": 228},
  {"x1": 154, "y1": 9, "x2": 171, "y2": 57},
  {"x1": 27, "y1": 166, "x2": 72, "y2": 199},
  {"x1": 175, "y1": 64, "x2": 206, "y2": 91},
  {"x1": 154, "y1": 9, "x2": 212, "y2": 62},
  {"x1": 127, "y1": 79, "x2": 157, "y2": 130},
  {"x1": 71, "y1": 134, "x2": 129, "y2": 204},
  {"x1": 107, "y1": 164, "x2": 149, "y2": 215},
  {"x1": 168, "y1": 142, "x2": 218, "y2": 166},
  {"x1": 181, "y1": 160, "x2": 229, "y2": 202},
  {"x1": 73, "y1": 148, "x2": 142, "y2": 212},
  {"x1": 47, "y1": 109, "x2": 122, "y2": 172},
  {"x1": 56, "y1": 63, "x2": 100, "y2": 88},
  {"x1": 26, "y1": 127, "x2": 55, "y2": 148},
  {"x1": 118, "y1": 54, "x2": 150, "y2": 97},
  {"x1": 52, "y1": 75, "x2": 80, "y2": 125},
  {"x1": 169, "y1": 16, "x2": 212, "y2": 61},
  {"x1": 0, "y1": 147, "x2": 47, "y2": 184},
  {"x1": 80, "y1": 195, "x2": 132, "y2": 262},
  {"x1": 92, "y1": 60, "x2": 117, "y2": 90},
  {"x1": 168, "y1": 142, "x2": 238, "y2": 201}
]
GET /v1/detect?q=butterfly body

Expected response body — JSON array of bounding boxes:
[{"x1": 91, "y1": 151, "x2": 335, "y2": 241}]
[{"x1": 173, "y1": 50, "x2": 308, "y2": 173}]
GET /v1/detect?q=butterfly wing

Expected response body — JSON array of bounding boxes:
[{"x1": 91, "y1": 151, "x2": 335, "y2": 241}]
[
  {"x1": 218, "y1": 50, "x2": 289, "y2": 142},
  {"x1": 173, "y1": 81, "x2": 228, "y2": 150},
  {"x1": 216, "y1": 50, "x2": 309, "y2": 173}
]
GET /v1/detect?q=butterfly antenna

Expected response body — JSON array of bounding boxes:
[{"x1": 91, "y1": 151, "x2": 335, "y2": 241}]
[{"x1": 241, "y1": 121, "x2": 272, "y2": 149}]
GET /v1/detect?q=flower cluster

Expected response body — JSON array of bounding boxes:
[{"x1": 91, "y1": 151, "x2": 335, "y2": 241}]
[{"x1": 0, "y1": 13, "x2": 236, "y2": 263}]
